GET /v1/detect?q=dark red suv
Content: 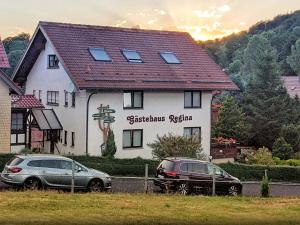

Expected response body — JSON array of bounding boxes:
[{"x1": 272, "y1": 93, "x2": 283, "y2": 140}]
[{"x1": 154, "y1": 158, "x2": 242, "y2": 196}]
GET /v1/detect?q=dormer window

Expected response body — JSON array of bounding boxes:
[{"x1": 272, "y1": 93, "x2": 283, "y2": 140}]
[
  {"x1": 48, "y1": 54, "x2": 59, "y2": 68},
  {"x1": 89, "y1": 48, "x2": 112, "y2": 61},
  {"x1": 122, "y1": 49, "x2": 143, "y2": 63},
  {"x1": 160, "y1": 52, "x2": 181, "y2": 64}
]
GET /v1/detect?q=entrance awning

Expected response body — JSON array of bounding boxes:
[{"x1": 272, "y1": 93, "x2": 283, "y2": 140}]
[{"x1": 31, "y1": 109, "x2": 62, "y2": 130}]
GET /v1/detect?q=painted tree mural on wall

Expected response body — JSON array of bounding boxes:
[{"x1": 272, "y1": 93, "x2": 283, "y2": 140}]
[{"x1": 92, "y1": 104, "x2": 116, "y2": 156}]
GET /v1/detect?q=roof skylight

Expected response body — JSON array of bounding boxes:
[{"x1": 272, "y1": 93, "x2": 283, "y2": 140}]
[
  {"x1": 160, "y1": 52, "x2": 181, "y2": 64},
  {"x1": 122, "y1": 49, "x2": 143, "y2": 63},
  {"x1": 89, "y1": 48, "x2": 112, "y2": 61}
]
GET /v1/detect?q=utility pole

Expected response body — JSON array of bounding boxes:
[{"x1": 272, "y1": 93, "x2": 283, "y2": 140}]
[{"x1": 71, "y1": 160, "x2": 75, "y2": 194}]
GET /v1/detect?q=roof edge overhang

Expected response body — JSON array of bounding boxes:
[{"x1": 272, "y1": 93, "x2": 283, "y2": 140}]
[
  {"x1": 12, "y1": 22, "x2": 79, "y2": 92},
  {"x1": 0, "y1": 70, "x2": 22, "y2": 95}
]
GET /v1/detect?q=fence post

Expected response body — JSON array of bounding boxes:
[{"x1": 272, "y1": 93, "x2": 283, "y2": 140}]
[
  {"x1": 71, "y1": 160, "x2": 75, "y2": 194},
  {"x1": 212, "y1": 167, "x2": 216, "y2": 196},
  {"x1": 144, "y1": 164, "x2": 149, "y2": 193}
]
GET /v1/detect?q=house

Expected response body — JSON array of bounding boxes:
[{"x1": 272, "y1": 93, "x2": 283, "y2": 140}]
[
  {"x1": 13, "y1": 21, "x2": 238, "y2": 158},
  {"x1": 282, "y1": 76, "x2": 300, "y2": 97},
  {"x1": 0, "y1": 39, "x2": 22, "y2": 152}
]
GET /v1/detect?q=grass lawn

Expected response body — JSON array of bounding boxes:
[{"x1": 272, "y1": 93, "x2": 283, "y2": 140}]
[{"x1": 0, "y1": 192, "x2": 299, "y2": 225}]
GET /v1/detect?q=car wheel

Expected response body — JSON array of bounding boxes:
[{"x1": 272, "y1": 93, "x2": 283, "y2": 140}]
[
  {"x1": 176, "y1": 183, "x2": 189, "y2": 195},
  {"x1": 228, "y1": 185, "x2": 239, "y2": 196},
  {"x1": 88, "y1": 179, "x2": 103, "y2": 192},
  {"x1": 24, "y1": 178, "x2": 41, "y2": 191}
]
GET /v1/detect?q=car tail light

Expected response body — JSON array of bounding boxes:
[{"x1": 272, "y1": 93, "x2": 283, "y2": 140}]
[
  {"x1": 165, "y1": 171, "x2": 177, "y2": 177},
  {"x1": 8, "y1": 167, "x2": 22, "y2": 173}
]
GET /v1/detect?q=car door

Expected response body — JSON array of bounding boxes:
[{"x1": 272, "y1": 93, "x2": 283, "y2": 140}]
[
  {"x1": 74, "y1": 163, "x2": 89, "y2": 188},
  {"x1": 187, "y1": 162, "x2": 211, "y2": 192},
  {"x1": 41, "y1": 160, "x2": 64, "y2": 186},
  {"x1": 207, "y1": 164, "x2": 228, "y2": 194}
]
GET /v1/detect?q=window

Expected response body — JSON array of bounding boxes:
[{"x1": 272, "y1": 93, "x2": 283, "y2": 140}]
[
  {"x1": 27, "y1": 160, "x2": 42, "y2": 167},
  {"x1": 89, "y1": 48, "x2": 112, "y2": 61},
  {"x1": 33, "y1": 90, "x2": 36, "y2": 96},
  {"x1": 122, "y1": 49, "x2": 143, "y2": 63},
  {"x1": 64, "y1": 131, "x2": 67, "y2": 145},
  {"x1": 7, "y1": 157, "x2": 24, "y2": 166},
  {"x1": 208, "y1": 165, "x2": 225, "y2": 176},
  {"x1": 123, "y1": 129, "x2": 143, "y2": 148},
  {"x1": 60, "y1": 160, "x2": 72, "y2": 170},
  {"x1": 184, "y1": 127, "x2": 201, "y2": 142},
  {"x1": 71, "y1": 92, "x2": 75, "y2": 107},
  {"x1": 184, "y1": 91, "x2": 201, "y2": 108},
  {"x1": 180, "y1": 163, "x2": 208, "y2": 174},
  {"x1": 123, "y1": 91, "x2": 143, "y2": 109},
  {"x1": 71, "y1": 132, "x2": 75, "y2": 147},
  {"x1": 64, "y1": 91, "x2": 68, "y2": 107},
  {"x1": 48, "y1": 54, "x2": 59, "y2": 68},
  {"x1": 11, "y1": 113, "x2": 24, "y2": 131},
  {"x1": 47, "y1": 91, "x2": 59, "y2": 105},
  {"x1": 160, "y1": 52, "x2": 181, "y2": 64},
  {"x1": 42, "y1": 160, "x2": 61, "y2": 169},
  {"x1": 38, "y1": 90, "x2": 42, "y2": 102}
]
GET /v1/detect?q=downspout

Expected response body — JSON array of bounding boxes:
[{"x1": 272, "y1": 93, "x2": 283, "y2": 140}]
[
  {"x1": 210, "y1": 91, "x2": 221, "y2": 160},
  {"x1": 86, "y1": 92, "x2": 98, "y2": 155}
]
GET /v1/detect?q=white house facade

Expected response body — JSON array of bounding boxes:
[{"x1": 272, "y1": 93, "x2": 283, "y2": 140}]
[{"x1": 13, "y1": 21, "x2": 238, "y2": 159}]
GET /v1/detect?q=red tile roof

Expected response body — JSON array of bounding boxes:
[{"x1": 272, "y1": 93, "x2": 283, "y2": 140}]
[
  {"x1": 0, "y1": 39, "x2": 9, "y2": 68},
  {"x1": 0, "y1": 70, "x2": 21, "y2": 94},
  {"x1": 11, "y1": 94, "x2": 44, "y2": 109},
  {"x1": 282, "y1": 76, "x2": 300, "y2": 97}
]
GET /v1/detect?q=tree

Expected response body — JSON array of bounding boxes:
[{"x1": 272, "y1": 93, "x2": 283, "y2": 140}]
[
  {"x1": 103, "y1": 129, "x2": 117, "y2": 158},
  {"x1": 148, "y1": 134, "x2": 205, "y2": 160},
  {"x1": 241, "y1": 35, "x2": 292, "y2": 148},
  {"x1": 280, "y1": 124, "x2": 300, "y2": 152},
  {"x1": 287, "y1": 38, "x2": 300, "y2": 74},
  {"x1": 212, "y1": 96, "x2": 250, "y2": 145},
  {"x1": 272, "y1": 137, "x2": 294, "y2": 160},
  {"x1": 248, "y1": 147, "x2": 275, "y2": 166}
]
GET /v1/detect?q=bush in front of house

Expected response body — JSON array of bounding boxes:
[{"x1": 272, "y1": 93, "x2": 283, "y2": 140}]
[
  {"x1": 261, "y1": 174, "x2": 270, "y2": 197},
  {"x1": 147, "y1": 133, "x2": 205, "y2": 160},
  {"x1": 247, "y1": 147, "x2": 275, "y2": 166},
  {"x1": 102, "y1": 129, "x2": 117, "y2": 158}
]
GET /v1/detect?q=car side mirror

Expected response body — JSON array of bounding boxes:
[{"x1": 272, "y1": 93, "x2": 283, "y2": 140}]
[{"x1": 76, "y1": 167, "x2": 82, "y2": 172}]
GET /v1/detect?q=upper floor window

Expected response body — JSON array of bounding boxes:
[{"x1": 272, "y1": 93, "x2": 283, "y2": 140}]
[
  {"x1": 122, "y1": 49, "x2": 143, "y2": 63},
  {"x1": 123, "y1": 91, "x2": 143, "y2": 109},
  {"x1": 71, "y1": 92, "x2": 76, "y2": 107},
  {"x1": 11, "y1": 112, "x2": 24, "y2": 132},
  {"x1": 48, "y1": 54, "x2": 59, "y2": 68},
  {"x1": 89, "y1": 48, "x2": 112, "y2": 61},
  {"x1": 33, "y1": 90, "x2": 36, "y2": 96},
  {"x1": 64, "y1": 91, "x2": 68, "y2": 107},
  {"x1": 71, "y1": 132, "x2": 75, "y2": 147},
  {"x1": 160, "y1": 52, "x2": 181, "y2": 64},
  {"x1": 38, "y1": 90, "x2": 42, "y2": 102},
  {"x1": 184, "y1": 91, "x2": 201, "y2": 108},
  {"x1": 47, "y1": 91, "x2": 59, "y2": 106}
]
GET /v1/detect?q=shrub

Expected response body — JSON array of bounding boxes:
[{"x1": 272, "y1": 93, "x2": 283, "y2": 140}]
[
  {"x1": 248, "y1": 147, "x2": 275, "y2": 165},
  {"x1": 272, "y1": 137, "x2": 294, "y2": 160},
  {"x1": 148, "y1": 133, "x2": 205, "y2": 160},
  {"x1": 261, "y1": 174, "x2": 270, "y2": 198},
  {"x1": 103, "y1": 129, "x2": 117, "y2": 158}
]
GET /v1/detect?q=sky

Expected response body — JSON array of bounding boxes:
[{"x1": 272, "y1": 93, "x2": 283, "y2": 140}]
[{"x1": 1, "y1": 0, "x2": 300, "y2": 41}]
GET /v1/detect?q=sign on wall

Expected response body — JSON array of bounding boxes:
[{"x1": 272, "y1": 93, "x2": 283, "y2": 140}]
[{"x1": 127, "y1": 114, "x2": 193, "y2": 125}]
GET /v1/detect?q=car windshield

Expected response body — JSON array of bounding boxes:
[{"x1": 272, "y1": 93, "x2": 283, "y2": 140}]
[
  {"x1": 158, "y1": 160, "x2": 175, "y2": 171},
  {"x1": 7, "y1": 157, "x2": 24, "y2": 166}
]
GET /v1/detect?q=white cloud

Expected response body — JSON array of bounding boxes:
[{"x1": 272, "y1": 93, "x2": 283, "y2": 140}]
[
  {"x1": 147, "y1": 19, "x2": 157, "y2": 25},
  {"x1": 194, "y1": 10, "x2": 216, "y2": 18},
  {"x1": 239, "y1": 22, "x2": 246, "y2": 26},
  {"x1": 218, "y1": 5, "x2": 231, "y2": 12}
]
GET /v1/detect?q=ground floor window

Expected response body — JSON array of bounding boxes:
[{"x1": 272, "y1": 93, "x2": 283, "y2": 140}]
[
  {"x1": 183, "y1": 127, "x2": 201, "y2": 142},
  {"x1": 11, "y1": 112, "x2": 25, "y2": 132},
  {"x1": 123, "y1": 129, "x2": 143, "y2": 148},
  {"x1": 71, "y1": 132, "x2": 75, "y2": 147},
  {"x1": 64, "y1": 131, "x2": 68, "y2": 145}
]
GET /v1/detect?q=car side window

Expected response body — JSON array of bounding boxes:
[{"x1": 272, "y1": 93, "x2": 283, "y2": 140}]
[
  {"x1": 208, "y1": 165, "x2": 224, "y2": 176},
  {"x1": 189, "y1": 163, "x2": 207, "y2": 174},
  {"x1": 60, "y1": 160, "x2": 72, "y2": 170},
  {"x1": 180, "y1": 163, "x2": 188, "y2": 172},
  {"x1": 42, "y1": 160, "x2": 61, "y2": 169},
  {"x1": 27, "y1": 160, "x2": 42, "y2": 167}
]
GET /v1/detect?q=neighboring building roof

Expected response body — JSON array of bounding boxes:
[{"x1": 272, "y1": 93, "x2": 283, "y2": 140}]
[
  {"x1": 11, "y1": 94, "x2": 44, "y2": 109},
  {"x1": 282, "y1": 76, "x2": 300, "y2": 97},
  {"x1": 14, "y1": 21, "x2": 238, "y2": 91},
  {"x1": 0, "y1": 39, "x2": 9, "y2": 68},
  {"x1": 0, "y1": 70, "x2": 21, "y2": 94}
]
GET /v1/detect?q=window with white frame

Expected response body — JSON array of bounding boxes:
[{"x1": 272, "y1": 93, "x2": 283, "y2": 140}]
[
  {"x1": 47, "y1": 91, "x2": 59, "y2": 105},
  {"x1": 183, "y1": 127, "x2": 201, "y2": 142},
  {"x1": 123, "y1": 91, "x2": 143, "y2": 109},
  {"x1": 184, "y1": 91, "x2": 201, "y2": 108},
  {"x1": 123, "y1": 129, "x2": 143, "y2": 148}
]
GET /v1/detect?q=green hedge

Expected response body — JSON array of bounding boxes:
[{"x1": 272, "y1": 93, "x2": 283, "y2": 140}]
[
  {"x1": 219, "y1": 163, "x2": 300, "y2": 182},
  {"x1": 0, "y1": 154, "x2": 300, "y2": 182}
]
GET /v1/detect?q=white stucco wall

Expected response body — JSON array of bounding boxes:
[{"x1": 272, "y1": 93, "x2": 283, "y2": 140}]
[
  {"x1": 24, "y1": 37, "x2": 213, "y2": 159},
  {"x1": 88, "y1": 91, "x2": 212, "y2": 159},
  {"x1": 25, "y1": 40, "x2": 87, "y2": 155}
]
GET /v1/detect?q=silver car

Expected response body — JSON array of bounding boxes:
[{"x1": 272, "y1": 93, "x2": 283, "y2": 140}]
[{"x1": 1, "y1": 154, "x2": 111, "y2": 192}]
